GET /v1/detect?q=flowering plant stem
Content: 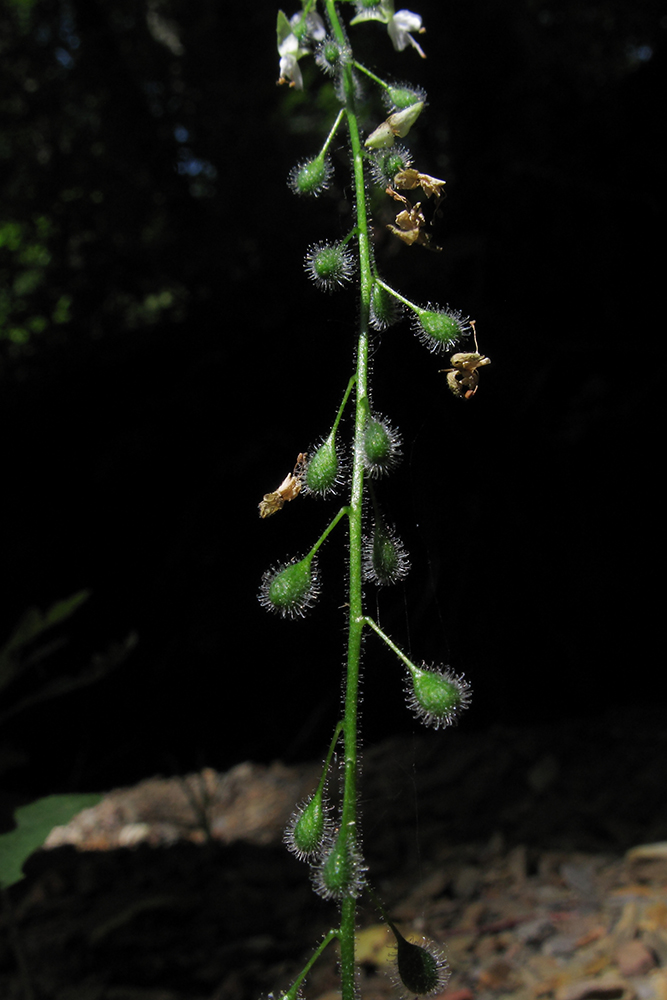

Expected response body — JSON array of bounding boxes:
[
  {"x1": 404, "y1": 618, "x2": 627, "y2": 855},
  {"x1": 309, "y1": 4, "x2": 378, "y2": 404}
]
[
  {"x1": 264, "y1": 2, "x2": 478, "y2": 996},
  {"x1": 324, "y1": 1, "x2": 378, "y2": 991}
]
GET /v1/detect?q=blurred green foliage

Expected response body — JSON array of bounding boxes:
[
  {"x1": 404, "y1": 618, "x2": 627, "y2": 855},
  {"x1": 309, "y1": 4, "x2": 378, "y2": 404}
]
[{"x1": 0, "y1": 792, "x2": 102, "y2": 889}]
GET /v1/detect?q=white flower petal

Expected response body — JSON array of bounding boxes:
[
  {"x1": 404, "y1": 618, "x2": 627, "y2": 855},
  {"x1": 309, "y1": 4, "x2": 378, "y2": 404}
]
[
  {"x1": 394, "y1": 9, "x2": 422, "y2": 31},
  {"x1": 388, "y1": 10, "x2": 425, "y2": 56},
  {"x1": 306, "y1": 12, "x2": 326, "y2": 41},
  {"x1": 279, "y1": 51, "x2": 303, "y2": 89},
  {"x1": 278, "y1": 32, "x2": 299, "y2": 58}
]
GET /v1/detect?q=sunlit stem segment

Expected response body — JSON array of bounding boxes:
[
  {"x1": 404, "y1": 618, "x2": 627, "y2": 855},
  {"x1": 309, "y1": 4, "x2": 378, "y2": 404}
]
[
  {"x1": 320, "y1": 108, "x2": 346, "y2": 157},
  {"x1": 363, "y1": 616, "x2": 415, "y2": 668},
  {"x1": 284, "y1": 928, "x2": 340, "y2": 998},
  {"x1": 308, "y1": 506, "x2": 350, "y2": 558},
  {"x1": 353, "y1": 60, "x2": 391, "y2": 93},
  {"x1": 325, "y1": 3, "x2": 374, "y2": 1000},
  {"x1": 331, "y1": 375, "x2": 356, "y2": 437},
  {"x1": 374, "y1": 277, "x2": 422, "y2": 314},
  {"x1": 317, "y1": 720, "x2": 345, "y2": 798}
]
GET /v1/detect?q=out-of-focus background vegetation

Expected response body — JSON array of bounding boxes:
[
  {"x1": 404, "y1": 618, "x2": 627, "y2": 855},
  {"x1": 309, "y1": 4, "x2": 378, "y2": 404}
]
[{"x1": 1, "y1": 0, "x2": 664, "y2": 798}]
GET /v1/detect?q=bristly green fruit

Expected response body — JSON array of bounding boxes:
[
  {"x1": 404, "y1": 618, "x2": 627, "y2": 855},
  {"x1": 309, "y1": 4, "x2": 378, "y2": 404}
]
[
  {"x1": 313, "y1": 830, "x2": 365, "y2": 901},
  {"x1": 370, "y1": 280, "x2": 402, "y2": 330},
  {"x1": 288, "y1": 155, "x2": 333, "y2": 197},
  {"x1": 316, "y1": 37, "x2": 344, "y2": 76},
  {"x1": 386, "y1": 84, "x2": 427, "y2": 111},
  {"x1": 258, "y1": 555, "x2": 320, "y2": 618},
  {"x1": 370, "y1": 147, "x2": 412, "y2": 189},
  {"x1": 304, "y1": 242, "x2": 355, "y2": 293},
  {"x1": 393, "y1": 931, "x2": 450, "y2": 998},
  {"x1": 363, "y1": 521, "x2": 410, "y2": 586},
  {"x1": 413, "y1": 305, "x2": 472, "y2": 354},
  {"x1": 363, "y1": 415, "x2": 402, "y2": 478},
  {"x1": 284, "y1": 790, "x2": 329, "y2": 860},
  {"x1": 405, "y1": 664, "x2": 472, "y2": 729},
  {"x1": 304, "y1": 437, "x2": 340, "y2": 495}
]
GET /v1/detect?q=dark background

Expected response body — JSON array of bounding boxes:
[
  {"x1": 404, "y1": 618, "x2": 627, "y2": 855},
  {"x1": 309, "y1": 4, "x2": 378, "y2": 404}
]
[{"x1": 1, "y1": 0, "x2": 664, "y2": 799}]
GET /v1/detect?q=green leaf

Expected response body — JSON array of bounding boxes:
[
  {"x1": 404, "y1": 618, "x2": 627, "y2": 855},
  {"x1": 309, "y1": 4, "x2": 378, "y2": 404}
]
[
  {"x1": 0, "y1": 589, "x2": 91, "y2": 693},
  {"x1": 277, "y1": 10, "x2": 292, "y2": 47},
  {"x1": 43, "y1": 590, "x2": 91, "y2": 629},
  {"x1": 0, "y1": 792, "x2": 102, "y2": 889}
]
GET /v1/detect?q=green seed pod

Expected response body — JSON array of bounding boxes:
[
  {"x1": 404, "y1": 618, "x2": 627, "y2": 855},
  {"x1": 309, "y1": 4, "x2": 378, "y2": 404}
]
[
  {"x1": 363, "y1": 415, "x2": 402, "y2": 478},
  {"x1": 313, "y1": 829, "x2": 365, "y2": 901},
  {"x1": 370, "y1": 147, "x2": 412, "y2": 188},
  {"x1": 284, "y1": 789, "x2": 329, "y2": 861},
  {"x1": 385, "y1": 84, "x2": 427, "y2": 111},
  {"x1": 405, "y1": 664, "x2": 472, "y2": 729},
  {"x1": 304, "y1": 436, "x2": 341, "y2": 496},
  {"x1": 413, "y1": 304, "x2": 472, "y2": 354},
  {"x1": 393, "y1": 931, "x2": 450, "y2": 998},
  {"x1": 288, "y1": 155, "x2": 333, "y2": 197},
  {"x1": 370, "y1": 281, "x2": 402, "y2": 330},
  {"x1": 258, "y1": 555, "x2": 320, "y2": 618},
  {"x1": 363, "y1": 521, "x2": 410, "y2": 586},
  {"x1": 304, "y1": 242, "x2": 354, "y2": 293},
  {"x1": 315, "y1": 36, "x2": 345, "y2": 76}
]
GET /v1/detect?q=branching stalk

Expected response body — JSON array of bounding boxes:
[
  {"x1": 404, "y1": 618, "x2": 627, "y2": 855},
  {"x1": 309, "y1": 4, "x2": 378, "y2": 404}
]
[{"x1": 264, "y1": 3, "x2": 480, "y2": 996}]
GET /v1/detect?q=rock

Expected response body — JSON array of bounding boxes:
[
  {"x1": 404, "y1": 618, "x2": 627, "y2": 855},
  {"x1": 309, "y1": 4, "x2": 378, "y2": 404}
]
[{"x1": 615, "y1": 940, "x2": 657, "y2": 977}]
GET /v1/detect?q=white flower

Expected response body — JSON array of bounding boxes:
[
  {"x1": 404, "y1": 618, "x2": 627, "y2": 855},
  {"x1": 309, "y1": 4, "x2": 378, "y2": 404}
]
[
  {"x1": 388, "y1": 9, "x2": 426, "y2": 58},
  {"x1": 294, "y1": 10, "x2": 326, "y2": 43},
  {"x1": 278, "y1": 32, "x2": 303, "y2": 89},
  {"x1": 276, "y1": 10, "x2": 326, "y2": 90}
]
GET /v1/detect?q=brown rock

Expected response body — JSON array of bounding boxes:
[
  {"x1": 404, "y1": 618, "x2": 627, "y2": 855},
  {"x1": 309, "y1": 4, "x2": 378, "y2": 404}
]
[{"x1": 614, "y1": 939, "x2": 656, "y2": 977}]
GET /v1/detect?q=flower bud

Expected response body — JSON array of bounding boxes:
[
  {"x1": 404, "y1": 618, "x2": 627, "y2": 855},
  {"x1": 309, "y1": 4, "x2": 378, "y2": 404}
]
[
  {"x1": 405, "y1": 664, "x2": 471, "y2": 729},
  {"x1": 387, "y1": 101, "x2": 423, "y2": 138},
  {"x1": 304, "y1": 241, "x2": 355, "y2": 292},
  {"x1": 289, "y1": 9, "x2": 325, "y2": 46},
  {"x1": 284, "y1": 789, "x2": 329, "y2": 861},
  {"x1": 365, "y1": 121, "x2": 395, "y2": 149},
  {"x1": 288, "y1": 155, "x2": 333, "y2": 197},
  {"x1": 303, "y1": 436, "x2": 341, "y2": 496},
  {"x1": 258, "y1": 555, "x2": 320, "y2": 618},
  {"x1": 363, "y1": 415, "x2": 402, "y2": 478},
  {"x1": 412, "y1": 304, "x2": 472, "y2": 354}
]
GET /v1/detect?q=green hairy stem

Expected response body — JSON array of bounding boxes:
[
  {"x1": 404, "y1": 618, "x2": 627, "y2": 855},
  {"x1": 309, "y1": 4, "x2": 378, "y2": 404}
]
[{"x1": 264, "y1": 2, "x2": 480, "y2": 997}]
